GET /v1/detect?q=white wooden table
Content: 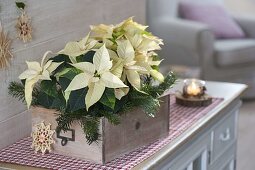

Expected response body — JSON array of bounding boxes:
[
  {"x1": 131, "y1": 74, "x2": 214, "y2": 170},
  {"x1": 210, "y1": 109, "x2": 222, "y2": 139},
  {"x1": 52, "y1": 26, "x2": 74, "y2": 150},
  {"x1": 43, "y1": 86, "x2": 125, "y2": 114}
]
[
  {"x1": 0, "y1": 80, "x2": 247, "y2": 170},
  {"x1": 133, "y1": 80, "x2": 247, "y2": 170}
]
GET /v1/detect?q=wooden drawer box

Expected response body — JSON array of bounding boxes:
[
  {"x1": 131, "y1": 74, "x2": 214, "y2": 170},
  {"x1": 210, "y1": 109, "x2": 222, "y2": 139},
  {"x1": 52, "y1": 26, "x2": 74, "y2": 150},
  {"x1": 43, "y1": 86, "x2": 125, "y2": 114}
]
[
  {"x1": 31, "y1": 95, "x2": 170, "y2": 164},
  {"x1": 211, "y1": 111, "x2": 237, "y2": 162}
]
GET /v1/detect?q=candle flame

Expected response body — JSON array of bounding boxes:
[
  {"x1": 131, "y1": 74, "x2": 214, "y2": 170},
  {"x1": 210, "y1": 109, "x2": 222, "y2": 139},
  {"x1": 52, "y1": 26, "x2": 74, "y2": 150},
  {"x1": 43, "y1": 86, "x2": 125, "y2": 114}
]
[{"x1": 187, "y1": 82, "x2": 201, "y2": 96}]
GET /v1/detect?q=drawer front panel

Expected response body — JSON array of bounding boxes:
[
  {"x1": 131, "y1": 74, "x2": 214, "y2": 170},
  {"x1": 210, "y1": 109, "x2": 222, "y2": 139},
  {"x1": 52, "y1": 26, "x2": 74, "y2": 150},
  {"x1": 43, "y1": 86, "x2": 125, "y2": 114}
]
[
  {"x1": 212, "y1": 111, "x2": 237, "y2": 161},
  {"x1": 154, "y1": 132, "x2": 211, "y2": 170},
  {"x1": 209, "y1": 142, "x2": 236, "y2": 170}
]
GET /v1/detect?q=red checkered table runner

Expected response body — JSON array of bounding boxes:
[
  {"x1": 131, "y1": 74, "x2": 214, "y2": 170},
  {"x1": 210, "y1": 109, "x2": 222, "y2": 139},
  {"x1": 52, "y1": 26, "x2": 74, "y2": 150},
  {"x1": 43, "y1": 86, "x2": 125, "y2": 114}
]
[{"x1": 0, "y1": 95, "x2": 223, "y2": 170}]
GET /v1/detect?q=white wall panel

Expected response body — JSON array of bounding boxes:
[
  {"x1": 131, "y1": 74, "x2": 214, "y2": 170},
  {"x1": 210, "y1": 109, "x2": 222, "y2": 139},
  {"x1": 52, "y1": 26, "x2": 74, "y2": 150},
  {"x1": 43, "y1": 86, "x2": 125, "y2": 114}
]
[{"x1": 0, "y1": 0, "x2": 145, "y2": 149}]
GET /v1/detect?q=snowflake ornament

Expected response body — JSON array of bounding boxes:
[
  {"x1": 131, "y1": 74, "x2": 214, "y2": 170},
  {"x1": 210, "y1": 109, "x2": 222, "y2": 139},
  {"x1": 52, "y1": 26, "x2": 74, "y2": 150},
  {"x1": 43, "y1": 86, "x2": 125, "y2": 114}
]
[{"x1": 31, "y1": 121, "x2": 55, "y2": 155}]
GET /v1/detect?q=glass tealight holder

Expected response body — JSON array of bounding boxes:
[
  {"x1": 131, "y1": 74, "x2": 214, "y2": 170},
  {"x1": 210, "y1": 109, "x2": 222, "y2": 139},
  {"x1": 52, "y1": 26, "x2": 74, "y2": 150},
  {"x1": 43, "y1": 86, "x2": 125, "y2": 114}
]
[
  {"x1": 183, "y1": 79, "x2": 206, "y2": 98},
  {"x1": 175, "y1": 79, "x2": 212, "y2": 107}
]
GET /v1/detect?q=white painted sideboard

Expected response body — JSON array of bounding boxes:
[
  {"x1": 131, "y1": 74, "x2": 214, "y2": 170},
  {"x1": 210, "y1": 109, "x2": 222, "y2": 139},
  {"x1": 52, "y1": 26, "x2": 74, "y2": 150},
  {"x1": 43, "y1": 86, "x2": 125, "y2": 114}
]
[
  {"x1": 0, "y1": 81, "x2": 247, "y2": 170},
  {"x1": 133, "y1": 81, "x2": 247, "y2": 170}
]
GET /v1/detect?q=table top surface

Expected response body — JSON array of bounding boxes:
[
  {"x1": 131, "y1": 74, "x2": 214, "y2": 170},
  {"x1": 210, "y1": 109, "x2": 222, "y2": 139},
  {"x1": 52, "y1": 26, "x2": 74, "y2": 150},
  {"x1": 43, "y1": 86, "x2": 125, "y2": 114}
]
[
  {"x1": 133, "y1": 80, "x2": 247, "y2": 169},
  {"x1": 0, "y1": 80, "x2": 247, "y2": 170}
]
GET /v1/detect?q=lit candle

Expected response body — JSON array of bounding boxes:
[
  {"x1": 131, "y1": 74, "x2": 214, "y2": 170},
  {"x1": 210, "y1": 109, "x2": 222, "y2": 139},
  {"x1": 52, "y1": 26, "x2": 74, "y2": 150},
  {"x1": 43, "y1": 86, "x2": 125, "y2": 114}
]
[
  {"x1": 183, "y1": 79, "x2": 205, "y2": 97},
  {"x1": 186, "y1": 81, "x2": 201, "y2": 96}
]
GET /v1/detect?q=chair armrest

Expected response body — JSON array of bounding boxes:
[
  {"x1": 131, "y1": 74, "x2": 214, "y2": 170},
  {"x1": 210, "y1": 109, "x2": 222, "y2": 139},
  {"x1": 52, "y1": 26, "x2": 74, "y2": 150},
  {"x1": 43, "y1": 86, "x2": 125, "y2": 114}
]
[
  {"x1": 233, "y1": 15, "x2": 255, "y2": 38},
  {"x1": 151, "y1": 18, "x2": 214, "y2": 52}
]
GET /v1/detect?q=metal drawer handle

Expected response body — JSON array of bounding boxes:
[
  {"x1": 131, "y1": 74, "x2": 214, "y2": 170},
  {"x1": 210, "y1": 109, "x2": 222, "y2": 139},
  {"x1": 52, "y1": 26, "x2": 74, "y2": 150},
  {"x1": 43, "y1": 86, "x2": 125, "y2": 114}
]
[
  {"x1": 219, "y1": 128, "x2": 230, "y2": 142},
  {"x1": 56, "y1": 129, "x2": 75, "y2": 146}
]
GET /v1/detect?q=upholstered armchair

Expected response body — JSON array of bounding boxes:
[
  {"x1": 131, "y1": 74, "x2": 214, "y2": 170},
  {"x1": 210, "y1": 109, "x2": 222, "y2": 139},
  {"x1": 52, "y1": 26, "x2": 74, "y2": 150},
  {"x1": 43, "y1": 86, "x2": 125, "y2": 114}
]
[{"x1": 147, "y1": 0, "x2": 255, "y2": 98}]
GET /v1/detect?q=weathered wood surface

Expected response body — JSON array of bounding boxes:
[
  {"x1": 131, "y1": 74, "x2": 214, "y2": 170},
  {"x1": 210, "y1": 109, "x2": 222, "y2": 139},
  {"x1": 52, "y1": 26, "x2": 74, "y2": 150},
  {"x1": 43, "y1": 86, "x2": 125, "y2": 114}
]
[
  {"x1": 0, "y1": 0, "x2": 146, "y2": 149},
  {"x1": 31, "y1": 107, "x2": 104, "y2": 163},
  {"x1": 175, "y1": 93, "x2": 212, "y2": 107},
  {"x1": 31, "y1": 95, "x2": 169, "y2": 164},
  {"x1": 103, "y1": 95, "x2": 170, "y2": 163}
]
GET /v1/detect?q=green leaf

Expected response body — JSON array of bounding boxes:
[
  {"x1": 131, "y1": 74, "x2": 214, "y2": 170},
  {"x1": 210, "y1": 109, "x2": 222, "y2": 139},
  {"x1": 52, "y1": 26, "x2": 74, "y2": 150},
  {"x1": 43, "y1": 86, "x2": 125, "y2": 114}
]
[
  {"x1": 151, "y1": 55, "x2": 161, "y2": 71},
  {"x1": 99, "y1": 88, "x2": 116, "y2": 110},
  {"x1": 61, "y1": 68, "x2": 80, "y2": 80},
  {"x1": 49, "y1": 54, "x2": 72, "y2": 74},
  {"x1": 40, "y1": 80, "x2": 58, "y2": 97},
  {"x1": 50, "y1": 54, "x2": 71, "y2": 63},
  {"x1": 58, "y1": 68, "x2": 81, "y2": 91},
  {"x1": 55, "y1": 67, "x2": 80, "y2": 80},
  {"x1": 142, "y1": 30, "x2": 153, "y2": 36},
  {"x1": 68, "y1": 88, "x2": 88, "y2": 112},
  {"x1": 113, "y1": 29, "x2": 125, "y2": 40},
  {"x1": 16, "y1": 1, "x2": 25, "y2": 10},
  {"x1": 55, "y1": 68, "x2": 73, "y2": 79},
  {"x1": 76, "y1": 51, "x2": 95, "y2": 63},
  {"x1": 37, "y1": 92, "x2": 54, "y2": 108},
  {"x1": 59, "y1": 77, "x2": 71, "y2": 91},
  {"x1": 51, "y1": 91, "x2": 66, "y2": 110}
]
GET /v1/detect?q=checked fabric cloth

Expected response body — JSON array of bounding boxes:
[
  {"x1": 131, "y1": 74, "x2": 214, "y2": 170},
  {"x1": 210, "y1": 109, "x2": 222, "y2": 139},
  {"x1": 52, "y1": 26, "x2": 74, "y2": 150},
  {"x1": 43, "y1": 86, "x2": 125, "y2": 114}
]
[{"x1": 0, "y1": 95, "x2": 223, "y2": 170}]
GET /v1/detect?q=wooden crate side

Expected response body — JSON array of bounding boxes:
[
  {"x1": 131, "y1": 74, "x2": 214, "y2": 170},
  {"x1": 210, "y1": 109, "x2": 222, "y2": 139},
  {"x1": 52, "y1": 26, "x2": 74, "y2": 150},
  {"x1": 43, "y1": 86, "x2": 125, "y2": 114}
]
[
  {"x1": 31, "y1": 107, "x2": 104, "y2": 164},
  {"x1": 31, "y1": 95, "x2": 170, "y2": 164},
  {"x1": 103, "y1": 95, "x2": 170, "y2": 163}
]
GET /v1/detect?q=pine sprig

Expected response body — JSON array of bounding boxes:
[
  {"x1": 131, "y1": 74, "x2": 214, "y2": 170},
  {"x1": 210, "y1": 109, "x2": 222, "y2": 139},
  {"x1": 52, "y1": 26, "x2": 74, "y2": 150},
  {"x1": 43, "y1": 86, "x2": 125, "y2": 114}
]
[
  {"x1": 8, "y1": 81, "x2": 25, "y2": 102},
  {"x1": 80, "y1": 116, "x2": 100, "y2": 144},
  {"x1": 56, "y1": 109, "x2": 85, "y2": 132},
  {"x1": 142, "y1": 72, "x2": 177, "y2": 98},
  {"x1": 8, "y1": 81, "x2": 40, "y2": 105},
  {"x1": 119, "y1": 101, "x2": 133, "y2": 113},
  {"x1": 158, "y1": 72, "x2": 177, "y2": 93},
  {"x1": 129, "y1": 89, "x2": 160, "y2": 117},
  {"x1": 101, "y1": 110, "x2": 121, "y2": 125}
]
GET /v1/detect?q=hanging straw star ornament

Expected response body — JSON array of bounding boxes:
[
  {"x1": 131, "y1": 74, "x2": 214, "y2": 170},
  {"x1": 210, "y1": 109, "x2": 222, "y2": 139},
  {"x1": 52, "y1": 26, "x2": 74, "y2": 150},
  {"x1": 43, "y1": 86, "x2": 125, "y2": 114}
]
[
  {"x1": 0, "y1": 23, "x2": 13, "y2": 69},
  {"x1": 31, "y1": 121, "x2": 55, "y2": 155},
  {"x1": 16, "y1": 11, "x2": 32, "y2": 43},
  {"x1": 15, "y1": 2, "x2": 32, "y2": 43}
]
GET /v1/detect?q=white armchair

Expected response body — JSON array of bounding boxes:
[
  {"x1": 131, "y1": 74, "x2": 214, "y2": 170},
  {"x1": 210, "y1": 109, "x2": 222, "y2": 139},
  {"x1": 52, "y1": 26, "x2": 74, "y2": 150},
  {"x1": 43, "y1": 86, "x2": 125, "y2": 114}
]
[{"x1": 147, "y1": 0, "x2": 255, "y2": 98}]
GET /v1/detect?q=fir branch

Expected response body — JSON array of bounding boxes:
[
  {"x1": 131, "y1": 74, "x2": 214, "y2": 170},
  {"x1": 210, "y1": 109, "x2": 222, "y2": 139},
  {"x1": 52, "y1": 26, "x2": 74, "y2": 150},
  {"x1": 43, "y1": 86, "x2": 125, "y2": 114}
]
[
  {"x1": 142, "y1": 72, "x2": 177, "y2": 98},
  {"x1": 56, "y1": 109, "x2": 101, "y2": 144},
  {"x1": 56, "y1": 109, "x2": 85, "y2": 132},
  {"x1": 8, "y1": 81, "x2": 25, "y2": 102},
  {"x1": 8, "y1": 81, "x2": 40, "y2": 105},
  {"x1": 80, "y1": 116, "x2": 100, "y2": 145},
  {"x1": 129, "y1": 90, "x2": 160, "y2": 117},
  {"x1": 158, "y1": 72, "x2": 177, "y2": 93},
  {"x1": 118, "y1": 101, "x2": 133, "y2": 113},
  {"x1": 101, "y1": 110, "x2": 120, "y2": 125},
  {"x1": 56, "y1": 113, "x2": 75, "y2": 132}
]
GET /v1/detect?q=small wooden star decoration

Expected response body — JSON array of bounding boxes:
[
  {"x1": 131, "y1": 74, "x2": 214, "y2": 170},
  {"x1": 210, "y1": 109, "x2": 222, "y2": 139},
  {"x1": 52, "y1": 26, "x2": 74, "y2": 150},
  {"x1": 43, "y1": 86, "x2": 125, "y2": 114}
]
[{"x1": 31, "y1": 121, "x2": 55, "y2": 155}]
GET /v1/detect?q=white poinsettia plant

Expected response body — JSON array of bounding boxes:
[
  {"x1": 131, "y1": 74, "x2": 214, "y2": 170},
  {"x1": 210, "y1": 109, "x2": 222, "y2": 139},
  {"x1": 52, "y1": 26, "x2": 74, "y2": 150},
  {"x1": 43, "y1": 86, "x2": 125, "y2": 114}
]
[{"x1": 9, "y1": 17, "x2": 176, "y2": 144}]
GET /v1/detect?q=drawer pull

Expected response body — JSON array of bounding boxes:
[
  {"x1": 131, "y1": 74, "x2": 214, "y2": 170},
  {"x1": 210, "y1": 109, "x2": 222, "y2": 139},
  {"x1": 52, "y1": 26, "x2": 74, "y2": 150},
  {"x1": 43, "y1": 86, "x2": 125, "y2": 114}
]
[{"x1": 219, "y1": 128, "x2": 230, "y2": 142}]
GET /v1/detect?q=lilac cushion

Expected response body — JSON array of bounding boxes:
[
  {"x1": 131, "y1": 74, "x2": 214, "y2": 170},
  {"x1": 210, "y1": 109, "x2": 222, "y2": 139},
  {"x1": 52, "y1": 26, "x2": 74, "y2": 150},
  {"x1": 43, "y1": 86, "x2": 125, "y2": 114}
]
[{"x1": 179, "y1": 1, "x2": 245, "y2": 39}]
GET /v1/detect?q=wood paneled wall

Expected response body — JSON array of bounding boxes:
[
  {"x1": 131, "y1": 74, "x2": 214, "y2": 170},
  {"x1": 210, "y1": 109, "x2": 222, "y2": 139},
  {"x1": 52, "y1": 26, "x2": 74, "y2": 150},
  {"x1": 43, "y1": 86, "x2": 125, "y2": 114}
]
[{"x1": 0, "y1": 0, "x2": 146, "y2": 149}]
